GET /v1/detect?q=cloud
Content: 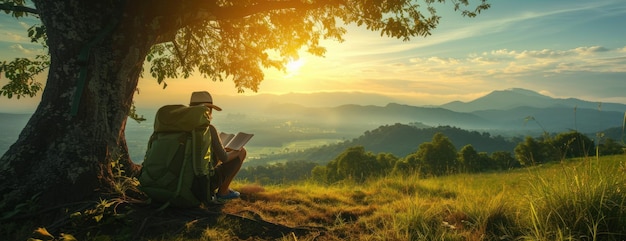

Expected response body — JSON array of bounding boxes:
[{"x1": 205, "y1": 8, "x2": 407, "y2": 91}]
[
  {"x1": 9, "y1": 44, "x2": 35, "y2": 55},
  {"x1": 337, "y1": 44, "x2": 623, "y2": 101},
  {"x1": 18, "y1": 21, "x2": 31, "y2": 29},
  {"x1": 476, "y1": 46, "x2": 624, "y2": 73},
  {"x1": 572, "y1": 46, "x2": 610, "y2": 55},
  {"x1": 361, "y1": 43, "x2": 622, "y2": 89},
  {"x1": 487, "y1": 46, "x2": 611, "y2": 60},
  {"x1": 516, "y1": 49, "x2": 572, "y2": 59},
  {"x1": 1, "y1": 32, "x2": 25, "y2": 42},
  {"x1": 426, "y1": 57, "x2": 460, "y2": 65},
  {"x1": 381, "y1": 1, "x2": 625, "y2": 55},
  {"x1": 339, "y1": 45, "x2": 622, "y2": 97}
]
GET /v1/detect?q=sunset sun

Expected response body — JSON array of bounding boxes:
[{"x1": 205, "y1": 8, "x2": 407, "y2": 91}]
[{"x1": 285, "y1": 58, "x2": 304, "y2": 77}]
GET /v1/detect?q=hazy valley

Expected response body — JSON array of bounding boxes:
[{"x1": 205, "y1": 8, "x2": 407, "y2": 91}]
[{"x1": 1, "y1": 88, "x2": 624, "y2": 165}]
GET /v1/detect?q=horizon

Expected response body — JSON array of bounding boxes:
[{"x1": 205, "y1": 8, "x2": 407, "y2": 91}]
[
  {"x1": 2, "y1": 87, "x2": 625, "y2": 116},
  {"x1": 1, "y1": 0, "x2": 626, "y2": 113},
  {"x1": 1, "y1": 87, "x2": 626, "y2": 115}
]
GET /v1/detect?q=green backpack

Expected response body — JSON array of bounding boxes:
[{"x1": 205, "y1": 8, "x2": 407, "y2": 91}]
[{"x1": 138, "y1": 105, "x2": 215, "y2": 208}]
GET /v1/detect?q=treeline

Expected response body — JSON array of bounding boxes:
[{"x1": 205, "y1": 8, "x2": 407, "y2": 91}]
[
  {"x1": 237, "y1": 128, "x2": 625, "y2": 184},
  {"x1": 237, "y1": 160, "x2": 318, "y2": 184},
  {"x1": 311, "y1": 133, "x2": 518, "y2": 183},
  {"x1": 514, "y1": 131, "x2": 623, "y2": 165}
]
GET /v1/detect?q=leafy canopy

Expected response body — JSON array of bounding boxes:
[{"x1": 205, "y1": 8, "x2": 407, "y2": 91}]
[{"x1": 0, "y1": 0, "x2": 490, "y2": 96}]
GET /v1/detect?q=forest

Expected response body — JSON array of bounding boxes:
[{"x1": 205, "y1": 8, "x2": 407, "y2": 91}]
[{"x1": 237, "y1": 123, "x2": 625, "y2": 184}]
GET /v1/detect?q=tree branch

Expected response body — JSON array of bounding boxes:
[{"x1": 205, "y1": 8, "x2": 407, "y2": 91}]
[
  {"x1": 0, "y1": 2, "x2": 39, "y2": 15},
  {"x1": 142, "y1": 0, "x2": 343, "y2": 44},
  {"x1": 208, "y1": 0, "x2": 342, "y2": 20}
]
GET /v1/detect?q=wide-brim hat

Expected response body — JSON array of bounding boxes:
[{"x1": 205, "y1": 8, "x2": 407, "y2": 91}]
[{"x1": 190, "y1": 91, "x2": 222, "y2": 111}]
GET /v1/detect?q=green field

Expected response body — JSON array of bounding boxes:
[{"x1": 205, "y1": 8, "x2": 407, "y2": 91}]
[{"x1": 246, "y1": 138, "x2": 343, "y2": 161}]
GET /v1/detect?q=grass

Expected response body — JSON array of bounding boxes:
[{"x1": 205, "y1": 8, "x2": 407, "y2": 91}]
[
  {"x1": 13, "y1": 155, "x2": 626, "y2": 240},
  {"x1": 177, "y1": 154, "x2": 622, "y2": 241},
  {"x1": 523, "y1": 159, "x2": 626, "y2": 240}
]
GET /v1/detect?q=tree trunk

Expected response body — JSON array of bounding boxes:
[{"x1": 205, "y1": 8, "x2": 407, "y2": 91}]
[{"x1": 0, "y1": 0, "x2": 160, "y2": 214}]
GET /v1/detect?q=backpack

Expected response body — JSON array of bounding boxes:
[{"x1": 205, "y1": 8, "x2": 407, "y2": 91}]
[{"x1": 138, "y1": 105, "x2": 215, "y2": 209}]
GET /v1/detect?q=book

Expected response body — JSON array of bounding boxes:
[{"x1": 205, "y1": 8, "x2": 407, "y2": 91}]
[{"x1": 219, "y1": 131, "x2": 254, "y2": 151}]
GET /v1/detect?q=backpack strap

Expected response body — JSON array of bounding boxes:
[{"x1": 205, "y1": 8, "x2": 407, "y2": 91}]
[
  {"x1": 190, "y1": 126, "x2": 215, "y2": 203},
  {"x1": 156, "y1": 132, "x2": 192, "y2": 211}
]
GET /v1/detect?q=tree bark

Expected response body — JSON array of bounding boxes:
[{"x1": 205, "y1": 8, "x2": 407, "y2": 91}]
[{"x1": 0, "y1": 0, "x2": 160, "y2": 214}]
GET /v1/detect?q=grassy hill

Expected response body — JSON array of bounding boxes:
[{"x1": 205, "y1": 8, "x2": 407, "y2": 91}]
[
  {"x1": 11, "y1": 155, "x2": 626, "y2": 240},
  {"x1": 224, "y1": 155, "x2": 626, "y2": 241}
]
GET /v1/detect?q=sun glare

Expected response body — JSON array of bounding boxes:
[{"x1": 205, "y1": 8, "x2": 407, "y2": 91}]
[{"x1": 285, "y1": 58, "x2": 304, "y2": 77}]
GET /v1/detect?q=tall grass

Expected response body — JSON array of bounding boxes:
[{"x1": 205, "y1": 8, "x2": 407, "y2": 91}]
[
  {"x1": 523, "y1": 158, "x2": 626, "y2": 240},
  {"x1": 146, "y1": 155, "x2": 626, "y2": 240},
  {"x1": 311, "y1": 171, "x2": 526, "y2": 240}
]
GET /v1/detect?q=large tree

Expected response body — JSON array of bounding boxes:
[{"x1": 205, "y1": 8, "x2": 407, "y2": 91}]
[
  {"x1": 0, "y1": 0, "x2": 489, "y2": 214},
  {"x1": 415, "y1": 132, "x2": 458, "y2": 175}
]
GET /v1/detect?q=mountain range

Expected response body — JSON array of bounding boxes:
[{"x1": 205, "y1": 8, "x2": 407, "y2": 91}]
[
  {"x1": 440, "y1": 88, "x2": 625, "y2": 133},
  {"x1": 441, "y1": 88, "x2": 625, "y2": 113},
  {"x1": 233, "y1": 88, "x2": 626, "y2": 135},
  {"x1": 3, "y1": 88, "x2": 625, "y2": 136}
]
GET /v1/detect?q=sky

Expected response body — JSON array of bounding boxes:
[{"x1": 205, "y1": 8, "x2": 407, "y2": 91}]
[{"x1": 1, "y1": 0, "x2": 625, "y2": 113}]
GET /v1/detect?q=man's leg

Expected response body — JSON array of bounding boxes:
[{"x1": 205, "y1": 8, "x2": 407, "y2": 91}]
[{"x1": 217, "y1": 148, "x2": 247, "y2": 196}]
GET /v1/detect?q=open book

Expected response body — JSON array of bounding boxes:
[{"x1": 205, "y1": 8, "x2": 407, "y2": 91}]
[{"x1": 219, "y1": 132, "x2": 254, "y2": 151}]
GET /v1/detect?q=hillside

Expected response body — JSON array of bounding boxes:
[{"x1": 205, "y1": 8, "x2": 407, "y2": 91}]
[
  {"x1": 248, "y1": 123, "x2": 518, "y2": 167},
  {"x1": 231, "y1": 156, "x2": 626, "y2": 241},
  {"x1": 9, "y1": 155, "x2": 625, "y2": 240}
]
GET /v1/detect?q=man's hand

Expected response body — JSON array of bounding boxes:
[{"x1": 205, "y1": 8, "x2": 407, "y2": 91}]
[{"x1": 226, "y1": 149, "x2": 240, "y2": 161}]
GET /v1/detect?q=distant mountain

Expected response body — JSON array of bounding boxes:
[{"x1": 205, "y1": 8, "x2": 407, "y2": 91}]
[
  {"x1": 262, "y1": 102, "x2": 495, "y2": 130},
  {"x1": 603, "y1": 126, "x2": 626, "y2": 142},
  {"x1": 441, "y1": 88, "x2": 626, "y2": 112},
  {"x1": 249, "y1": 91, "x2": 623, "y2": 135},
  {"x1": 473, "y1": 106, "x2": 624, "y2": 133},
  {"x1": 214, "y1": 91, "x2": 401, "y2": 114}
]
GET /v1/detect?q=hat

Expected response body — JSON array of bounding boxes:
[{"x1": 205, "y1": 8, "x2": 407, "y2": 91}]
[{"x1": 190, "y1": 91, "x2": 222, "y2": 111}]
